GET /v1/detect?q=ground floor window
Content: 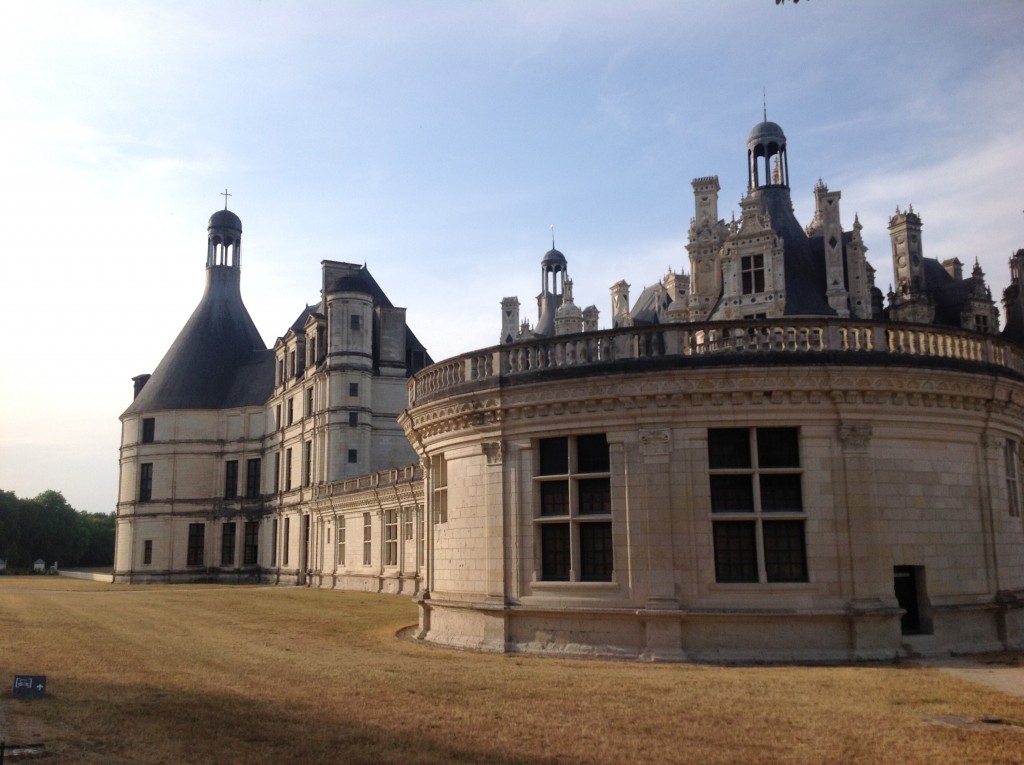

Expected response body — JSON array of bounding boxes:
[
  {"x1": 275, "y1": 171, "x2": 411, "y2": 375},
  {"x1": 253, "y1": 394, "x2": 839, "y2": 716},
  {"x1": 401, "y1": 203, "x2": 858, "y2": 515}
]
[
  {"x1": 221, "y1": 522, "x2": 236, "y2": 566},
  {"x1": 535, "y1": 434, "x2": 613, "y2": 582},
  {"x1": 143, "y1": 539, "x2": 152, "y2": 565},
  {"x1": 187, "y1": 523, "x2": 205, "y2": 566},
  {"x1": 337, "y1": 516, "x2": 346, "y2": 566},
  {"x1": 708, "y1": 427, "x2": 807, "y2": 583},
  {"x1": 362, "y1": 512, "x2": 372, "y2": 566},
  {"x1": 243, "y1": 521, "x2": 258, "y2": 565}
]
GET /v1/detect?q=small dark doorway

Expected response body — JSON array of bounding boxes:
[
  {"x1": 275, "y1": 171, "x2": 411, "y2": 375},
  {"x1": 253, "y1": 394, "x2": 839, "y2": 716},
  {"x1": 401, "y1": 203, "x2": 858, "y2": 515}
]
[{"x1": 894, "y1": 565, "x2": 930, "y2": 635}]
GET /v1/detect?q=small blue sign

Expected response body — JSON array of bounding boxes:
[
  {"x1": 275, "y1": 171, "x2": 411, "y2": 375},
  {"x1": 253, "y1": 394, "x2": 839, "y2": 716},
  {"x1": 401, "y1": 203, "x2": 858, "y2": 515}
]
[{"x1": 12, "y1": 675, "x2": 46, "y2": 699}]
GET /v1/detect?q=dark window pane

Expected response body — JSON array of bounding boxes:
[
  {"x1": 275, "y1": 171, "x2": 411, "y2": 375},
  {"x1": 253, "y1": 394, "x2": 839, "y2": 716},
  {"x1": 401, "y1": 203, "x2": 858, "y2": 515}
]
[
  {"x1": 141, "y1": 418, "x2": 155, "y2": 443},
  {"x1": 221, "y1": 522, "x2": 236, "y2": 566},
  {"x1": 224, "y1": 460, "x2": 238, "y2": 499},
  {"x1": 580, "y1": 522, "x2": 613, "y2": 581},
  {"x1": 578, "y1": 478, "x2": 610, "y2": 515},
  {"x1": 757, "y1": 428, "x2": 800, "y2": 468},
  {"x1": 187, "y1": 523, "x2": 205, "y2": 567},
  {"x1": 540, "y1": 523, "x2": 570, "y2": 581},
  {"x1": 139, "y1": 463, "x2": 153, "y2": 502},
  {"x1": 577, "y1": 433, "x2": 609, "y2": 473},
  {"x1": 539, "y1": 437, "x2": 569, "y2": 475},
  {"x1": 710, "y1": 474, "x2": 754, "y2": 512},
  {"x1": 708, "y1": 429, "x2": 751, "y2": 469},
  {"x1": 243, "y1": 521, "x2": 259, "y2": 565},
  {"x1": 760, "y1": 474, "x2": 803, "y2": 512},
  {"x1": 540, "y1": 481, "x2": 569, "y2": 516},
  {"x1": 763, "y1": 520, "x2": 807, "y2": 582},
  {"x1": 246, "y1": 459, "x2": 261, "y2": 498},
  {"x1": 713, "y1": 521, "x2": 757, "y2": 582}
]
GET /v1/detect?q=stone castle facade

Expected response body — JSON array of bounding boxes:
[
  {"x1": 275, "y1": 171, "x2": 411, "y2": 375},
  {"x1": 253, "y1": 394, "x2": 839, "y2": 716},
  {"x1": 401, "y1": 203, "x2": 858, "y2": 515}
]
[{"x1": 116, "y1": 119, "x2": 1024, "y2": 661}]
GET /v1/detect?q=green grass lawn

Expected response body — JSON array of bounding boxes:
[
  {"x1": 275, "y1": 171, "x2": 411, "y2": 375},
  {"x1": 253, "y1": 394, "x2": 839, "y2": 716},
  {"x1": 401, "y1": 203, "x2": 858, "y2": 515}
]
[{"x1": 1, "y1": 577, "x2": 1022, "y2": 764}]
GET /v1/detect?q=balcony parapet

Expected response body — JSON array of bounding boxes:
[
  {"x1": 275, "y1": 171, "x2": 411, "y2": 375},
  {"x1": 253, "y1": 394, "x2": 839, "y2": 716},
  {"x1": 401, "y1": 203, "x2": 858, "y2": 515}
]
[
  {"x1": 408, "y1": 319, "x2": 1024, "y2": 407},
  {"x1": 313, "y1": 464, "x2": 422, "y2": 500}
]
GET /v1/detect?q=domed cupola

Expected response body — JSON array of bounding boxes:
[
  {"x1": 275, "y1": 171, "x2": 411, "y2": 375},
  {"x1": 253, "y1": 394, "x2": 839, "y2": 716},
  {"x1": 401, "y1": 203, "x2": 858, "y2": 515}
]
[
  {"x1": 536, "y1": 237, "x2": 568, "y2": 337},
  {"x1": 747, "y1": 118, "x2": 789, "y2": 191},
  {"x1": 542, "y1": 247, "x2": 567, "y2": 269},
  {"x1": 207, "y1": 205, "x2": 243, "y2": 269}
]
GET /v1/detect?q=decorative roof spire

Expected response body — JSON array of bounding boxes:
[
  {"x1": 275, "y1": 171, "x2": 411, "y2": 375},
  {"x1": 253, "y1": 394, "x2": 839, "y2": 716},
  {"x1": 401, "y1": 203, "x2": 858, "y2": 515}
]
[{"x1": 221, "y1": 188, "x2": 232, "y2": 210}]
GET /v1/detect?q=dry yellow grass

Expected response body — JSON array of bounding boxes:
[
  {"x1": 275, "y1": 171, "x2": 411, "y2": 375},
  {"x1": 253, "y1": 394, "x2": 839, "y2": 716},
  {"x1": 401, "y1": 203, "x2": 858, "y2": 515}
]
[{"x1": 1, "y1": 577, "x2": 1023, "y2": 764}]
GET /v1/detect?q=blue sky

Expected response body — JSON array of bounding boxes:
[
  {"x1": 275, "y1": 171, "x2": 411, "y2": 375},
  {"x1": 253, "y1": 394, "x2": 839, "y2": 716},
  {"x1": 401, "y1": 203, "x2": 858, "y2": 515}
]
[{"x1": 2, "y1": 1, "x2": 1023, "y2": 515}]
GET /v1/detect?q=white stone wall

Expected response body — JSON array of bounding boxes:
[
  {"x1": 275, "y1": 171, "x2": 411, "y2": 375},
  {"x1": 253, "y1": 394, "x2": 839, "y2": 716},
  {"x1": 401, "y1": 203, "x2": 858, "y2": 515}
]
[{"x1": 403, "y1": 353, "x2": 1024, "y2": 660}]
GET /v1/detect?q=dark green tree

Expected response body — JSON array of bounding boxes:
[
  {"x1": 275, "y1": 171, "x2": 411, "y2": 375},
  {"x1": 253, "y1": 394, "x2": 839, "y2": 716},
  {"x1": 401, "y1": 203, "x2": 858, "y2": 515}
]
[{"x1": 0, "y1": 489, "x2": 115, "y2": 569}]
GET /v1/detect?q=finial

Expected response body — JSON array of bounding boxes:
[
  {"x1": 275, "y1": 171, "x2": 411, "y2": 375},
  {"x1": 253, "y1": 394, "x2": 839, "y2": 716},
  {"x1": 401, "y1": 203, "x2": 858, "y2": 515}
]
[
  {"x1": 762, "y1": 88, "x2": 767, "y2": 121},
  {"x1": 550, "y1": 224, "x2": 556, "y2": 250},
  {"x1": 221, "y1": 188, "x2": 232, "y2": 210}
]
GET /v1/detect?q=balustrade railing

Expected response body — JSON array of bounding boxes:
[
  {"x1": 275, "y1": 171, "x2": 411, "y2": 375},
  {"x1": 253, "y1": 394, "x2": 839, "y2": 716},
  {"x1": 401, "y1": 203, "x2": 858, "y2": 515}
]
[
  {"x1": 315, "y1": 464, "x2": 421, "y2": 499},
  {"x1": 407, "y1": 319, "x2": 1024, "y2": 406}
]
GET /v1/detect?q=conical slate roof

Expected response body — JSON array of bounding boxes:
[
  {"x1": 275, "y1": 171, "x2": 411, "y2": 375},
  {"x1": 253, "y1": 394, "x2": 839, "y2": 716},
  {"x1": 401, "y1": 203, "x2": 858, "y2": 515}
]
[{"x1": 123, "y1": 265, "x2": 271, "y2": 414}]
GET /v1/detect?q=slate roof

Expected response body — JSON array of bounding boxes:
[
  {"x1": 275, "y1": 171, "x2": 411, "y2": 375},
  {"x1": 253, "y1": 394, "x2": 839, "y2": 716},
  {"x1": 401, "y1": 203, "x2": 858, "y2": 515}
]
[
  {"x1": 755, "y1": 187, "x2": 835, "y2": 317},
  {"x1": 123, "y1": 266, "x2": 270, "y2": 415}
]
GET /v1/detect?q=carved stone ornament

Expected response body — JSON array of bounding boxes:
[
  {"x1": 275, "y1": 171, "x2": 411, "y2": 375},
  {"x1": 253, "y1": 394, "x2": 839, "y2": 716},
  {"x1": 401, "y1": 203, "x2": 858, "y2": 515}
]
[
  {"x1": 639, "y1": 428, "x2": 671, "y2": 456},
  {"x1": 980, "y1": 433, "x2": 1006, "y2": 451},
  {"x1": 482, "y1": 441, "x2": 503, "y2": 465},
  {"x1": 838, "y1": 424, "x2": 872, "y2": 451}
]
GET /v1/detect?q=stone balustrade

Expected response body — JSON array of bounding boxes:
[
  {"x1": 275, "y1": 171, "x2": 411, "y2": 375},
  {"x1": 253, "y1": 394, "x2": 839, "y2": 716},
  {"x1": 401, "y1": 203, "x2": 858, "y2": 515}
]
[
  {"x1": 408, "y1": 319, "x2": 1024, "y2": 407},
  {"x1": 314, "y1": 463, "x2": 421, "y2": 499}
]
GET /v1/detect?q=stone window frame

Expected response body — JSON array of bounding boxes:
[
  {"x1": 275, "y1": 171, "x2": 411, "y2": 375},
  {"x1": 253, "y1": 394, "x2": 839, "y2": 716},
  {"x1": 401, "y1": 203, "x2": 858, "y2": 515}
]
[
  {"x1": 533, "y1": 434, "x2": 613, "y2": 583},
  {"x1": 707, "y1": 427, "x2": 808, "y2": 584}
]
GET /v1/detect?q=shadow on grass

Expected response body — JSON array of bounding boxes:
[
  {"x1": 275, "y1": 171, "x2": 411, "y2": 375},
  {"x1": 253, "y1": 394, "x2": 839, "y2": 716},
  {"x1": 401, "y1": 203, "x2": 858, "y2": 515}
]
[{"x1": 13, "y1": 677, "x2": 565, "y2": 765}]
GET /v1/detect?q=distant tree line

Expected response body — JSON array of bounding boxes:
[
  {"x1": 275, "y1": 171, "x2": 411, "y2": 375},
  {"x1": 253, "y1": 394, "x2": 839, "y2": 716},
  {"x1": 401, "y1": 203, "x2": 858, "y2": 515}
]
[{"x1": 0, "y1": 490, "x2": 115, "y2": 569}]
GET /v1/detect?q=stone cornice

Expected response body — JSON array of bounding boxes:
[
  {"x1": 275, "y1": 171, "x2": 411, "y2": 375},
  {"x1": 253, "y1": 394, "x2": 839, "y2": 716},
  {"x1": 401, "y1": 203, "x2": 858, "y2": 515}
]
[{"x1": 403, "y1": 363, "x2": 1024, "y2": 442}]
